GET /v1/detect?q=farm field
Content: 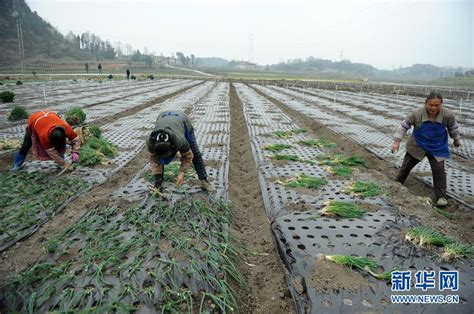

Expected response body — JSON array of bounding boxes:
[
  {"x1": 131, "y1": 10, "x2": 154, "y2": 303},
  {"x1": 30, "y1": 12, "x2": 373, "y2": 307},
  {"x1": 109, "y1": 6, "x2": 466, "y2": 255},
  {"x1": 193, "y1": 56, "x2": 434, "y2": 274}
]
[{"x1": 0, "y1": 79, "x2": 472, "y2": 313}]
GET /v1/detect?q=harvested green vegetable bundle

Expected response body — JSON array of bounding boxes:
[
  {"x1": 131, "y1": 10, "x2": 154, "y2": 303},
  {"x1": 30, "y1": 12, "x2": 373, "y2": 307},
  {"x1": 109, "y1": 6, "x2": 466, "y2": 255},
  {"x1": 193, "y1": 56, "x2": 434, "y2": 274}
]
[
  {"x1": 441, "y1": 243, "x2": 473, "y2": 261},
  {"x1": 321, "y1": 254, "x2": 392, "y2": 281},
  {"x1": 65, "y1": 107, "x2": 86, "y2": 126},
  {"x1": 277, "y1": 174, "x2": 327, "y2": 189},
  {"x1": 7, "y1": 106, "x2": 29, "y2": 121},
  {"x1": 405, "y1": 227, "x2": 455, "y2": 247},
  {"x1": 79, "y1": 127, "x2": 117, "y2": 166},
  {"x1": 343, "y1": 181, "x2": 381, "y2": 197},
  {"x1": 320, "y1": 201, "x2": 366, "y2": 218}
]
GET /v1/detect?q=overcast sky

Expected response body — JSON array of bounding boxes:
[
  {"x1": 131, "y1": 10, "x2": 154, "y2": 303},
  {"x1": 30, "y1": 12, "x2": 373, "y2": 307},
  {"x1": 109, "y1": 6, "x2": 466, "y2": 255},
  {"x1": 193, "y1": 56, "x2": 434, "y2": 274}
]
[{"x1": 26, "y1": 0, "x2": 473, "y2": 70}]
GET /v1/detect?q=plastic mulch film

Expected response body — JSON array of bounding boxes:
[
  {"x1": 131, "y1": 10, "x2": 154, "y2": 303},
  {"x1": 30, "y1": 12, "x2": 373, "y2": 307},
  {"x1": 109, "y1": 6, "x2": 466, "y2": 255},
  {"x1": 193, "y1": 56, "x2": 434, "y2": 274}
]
[
  {"x1": 273, "y1": 212, "x2": 474, "y2": 313},
  {"x1": 253, "y1": 84, "x2": 474, "y2": 209},
  {"x1": 0, "y1": 172, "x2": 90, "y2": 252},
  {"x1": 2, "y1": 199, "x2": 241, "y2": 313},
  {"x1": 234, "y1": 83, "x2": 473, "y2": 313},
  {"x1": 0, "y1": 79, "x2": 198, "y2": 142},
  {"x1": 0, "y1": 82, "x2": 213, "y2": 251},
  {"x1": 2, "y1": 83, "x2": 243, "y2": 313}
]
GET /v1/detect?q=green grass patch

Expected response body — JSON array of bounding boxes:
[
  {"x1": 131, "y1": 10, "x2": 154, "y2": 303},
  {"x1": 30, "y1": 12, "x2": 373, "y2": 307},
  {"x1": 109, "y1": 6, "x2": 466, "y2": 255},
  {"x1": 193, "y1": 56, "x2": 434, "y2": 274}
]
[
  {"x1": 320, "y1": 201, "x2": 366, "y2": 218},
  {"x1": 7, "y1": 106, "x2": 29, "y2": 121},
  {"x1": 343, "y1": 181, "x2": 381, "y2": 197},
  {"x1": 298, "y1": 137, "x2": 336, "y2": 148},
  {"x1": 262, "y1": 143, "x2": 292, "y2": 152},
  {"x1": 0, "y1": 91, "x2": 15, "y2": 103},
  {"x1": 277, "y1": 174, "x2": 327, "y2": 189},
  {"x1": 405, "y1": 227, "x2": 456, "y2": 247},
  {"x1": 65, "y1": 107, "x2": 86, "y2": 125}
]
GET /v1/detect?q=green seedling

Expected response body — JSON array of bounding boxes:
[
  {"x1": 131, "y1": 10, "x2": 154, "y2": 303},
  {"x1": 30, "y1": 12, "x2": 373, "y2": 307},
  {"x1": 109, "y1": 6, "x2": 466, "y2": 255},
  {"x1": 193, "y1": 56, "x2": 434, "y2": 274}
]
[
  {"x1": 277, "y1": 174, "x2": 327, "y2": 189},
  {"x1": 8, "y1": 106, "x2": 29, "y2": 121},
  {"x1": 343, "y1": 181, "x2": 381, "y2": 197},
  {"x1": 320, "y1": 201, "x2": 366, "y2": 218},
  {"x1": 273, "y1": 128, "x2": 308, "y2": 139},
  {"x1": 262, "y1": 143, "x2": 292, "y2": 152},
  {"x1": 405, "y1": 227, "x2": 456, "y2": 247},
  {"x1": 267, "y1": 154, "x2": 300, "y2": 162}
]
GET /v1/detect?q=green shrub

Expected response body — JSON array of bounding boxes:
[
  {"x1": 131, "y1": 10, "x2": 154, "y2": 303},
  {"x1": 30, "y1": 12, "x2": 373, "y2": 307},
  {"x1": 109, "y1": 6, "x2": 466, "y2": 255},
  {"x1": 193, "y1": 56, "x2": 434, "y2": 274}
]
[
  {"x1": 108, "y1": 74, "x2": 113, "y2": 80},
  {"x1": 7, "y1": 106, "x2": 29, "y2": 121},
  {"x1": 16, "y1": 80, "x2": 22, "y2": 85},
  {"x1": 147, "y1": 74, "x2": 155, "y2": 80},
  {"x1": 0, "y1": 91, "x2": 15, "y2": 103}
]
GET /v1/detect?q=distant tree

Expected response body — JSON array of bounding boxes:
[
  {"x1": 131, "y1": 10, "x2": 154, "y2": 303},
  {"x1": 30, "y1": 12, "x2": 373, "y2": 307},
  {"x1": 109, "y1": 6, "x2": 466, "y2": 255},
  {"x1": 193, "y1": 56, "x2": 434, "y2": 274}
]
[
  {"x1": 176, "y1": 52, "x2": 186, "y2": 65},
  {"x1": 455, "y1": 72, "x2": 464, "y2": 77},
  {"x1": 190, "y1": 54, "x2": 195, "y2": 65},
  {"x1": 143, "y1": 55, "x2": 153, "y2": 67}
]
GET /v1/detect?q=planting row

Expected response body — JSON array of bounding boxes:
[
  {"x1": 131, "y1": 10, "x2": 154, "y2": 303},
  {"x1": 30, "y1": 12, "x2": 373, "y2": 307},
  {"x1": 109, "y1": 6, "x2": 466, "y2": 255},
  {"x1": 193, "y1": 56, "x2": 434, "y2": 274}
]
[
  {"x1": 0, "y1": 82, "x2": 214, "y2": 252},
  {"x1": 2, "y1": 82, "x2": 248, "y2": 313},
  {"x1": 255, "y1": 84, "x2": 474, "y2": 209},
  {"x1": 235, "y1": 83, "x2": 473, "y2": 312},
  {"x1": 0, "y1": 79, "x2": 193, "y2": 129}
]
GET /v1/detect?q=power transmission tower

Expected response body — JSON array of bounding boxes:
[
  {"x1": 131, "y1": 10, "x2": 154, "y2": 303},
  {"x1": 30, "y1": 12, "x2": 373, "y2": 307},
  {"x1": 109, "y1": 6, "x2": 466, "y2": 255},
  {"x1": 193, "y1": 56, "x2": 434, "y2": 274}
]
[{"x1": 12, "y1": 11, "x2": 25, "y2": 74}]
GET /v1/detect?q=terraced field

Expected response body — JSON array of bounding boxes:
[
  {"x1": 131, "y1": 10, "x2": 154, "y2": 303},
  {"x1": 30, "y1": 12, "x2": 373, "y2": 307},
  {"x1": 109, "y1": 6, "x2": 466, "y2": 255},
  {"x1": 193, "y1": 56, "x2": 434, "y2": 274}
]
[{"x1": 0, "y1": 79, "x2": 472, "y2": 313}]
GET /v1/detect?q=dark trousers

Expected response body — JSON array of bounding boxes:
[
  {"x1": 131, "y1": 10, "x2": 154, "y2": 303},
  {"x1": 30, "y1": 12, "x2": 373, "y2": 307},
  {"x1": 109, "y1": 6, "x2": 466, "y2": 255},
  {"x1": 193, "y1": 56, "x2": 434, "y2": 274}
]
[
  {"x1": 19, "y1": 130, "x2": 32, "y2": 156},
  {"x1": 186, "y1": 130, "x2": 207, "y2": 181},
  {"x1": 396, "y1": 152, "x2": 447, "y2": 199}
]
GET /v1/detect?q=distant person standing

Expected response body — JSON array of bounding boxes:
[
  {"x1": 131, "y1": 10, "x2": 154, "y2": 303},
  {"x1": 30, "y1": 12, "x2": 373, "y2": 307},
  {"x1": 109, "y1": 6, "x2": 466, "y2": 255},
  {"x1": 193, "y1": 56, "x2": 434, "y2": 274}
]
[
  {"x1": 98, "y1": 63, "x2": 102, "y2": 75},
  {"x1": 126, "y1": 68, "x2": 130, "y2": 80},
  {"x1": 391, "y1": 91, "x2": 461, "y2": 206},
  {"x1": 85, "y1": 63, "x2": 89, "y2": 73}
]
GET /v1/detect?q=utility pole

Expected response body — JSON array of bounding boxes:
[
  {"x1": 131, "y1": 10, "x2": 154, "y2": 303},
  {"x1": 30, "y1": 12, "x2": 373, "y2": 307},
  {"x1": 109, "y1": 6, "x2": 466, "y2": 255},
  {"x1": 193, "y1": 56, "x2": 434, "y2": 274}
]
[{"x1": 12, "y1": 11, "x2": 25, "y2": 74}]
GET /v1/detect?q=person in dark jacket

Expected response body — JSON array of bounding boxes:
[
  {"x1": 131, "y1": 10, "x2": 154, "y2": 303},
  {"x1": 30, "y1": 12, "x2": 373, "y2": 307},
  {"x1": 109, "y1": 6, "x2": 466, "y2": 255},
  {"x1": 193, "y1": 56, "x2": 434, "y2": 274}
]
[
  {"x1": 146, "y1": 111, "x2": 214, "y2": 192},
  {"x1": 126, "y1": 68, "x2": 130, "y2": 80},
  {"x1": 391, "y1": 91, "x2": 461, "y2": 206}
]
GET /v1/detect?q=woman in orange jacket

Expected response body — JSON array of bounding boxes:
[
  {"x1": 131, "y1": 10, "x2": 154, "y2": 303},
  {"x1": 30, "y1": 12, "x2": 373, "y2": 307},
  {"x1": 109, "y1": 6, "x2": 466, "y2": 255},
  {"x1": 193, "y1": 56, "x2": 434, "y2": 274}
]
[{"x1": 10, "y1": 111, "x2": 81, "y2": 171}]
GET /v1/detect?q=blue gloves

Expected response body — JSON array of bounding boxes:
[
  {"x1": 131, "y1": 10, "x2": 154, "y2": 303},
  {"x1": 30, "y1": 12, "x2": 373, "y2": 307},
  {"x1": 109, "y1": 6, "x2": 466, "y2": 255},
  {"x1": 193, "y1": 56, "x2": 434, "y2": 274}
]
[{"x1": 10, "y1": 152, "x2": 26, "y2": 171}]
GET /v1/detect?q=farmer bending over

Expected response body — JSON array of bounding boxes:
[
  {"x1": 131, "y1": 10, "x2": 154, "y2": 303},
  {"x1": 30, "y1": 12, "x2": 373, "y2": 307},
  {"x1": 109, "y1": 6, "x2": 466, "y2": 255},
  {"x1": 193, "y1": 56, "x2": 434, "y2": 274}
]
[
  {"x1": 146, "y1": 111, "x2": 214, "y2": 192},
  {"x1": 391, "y1": 91, "x2": 461, "y2": 206},
  {"x1": 10, "y1": 111, "x2": 80, "y2": 171}
]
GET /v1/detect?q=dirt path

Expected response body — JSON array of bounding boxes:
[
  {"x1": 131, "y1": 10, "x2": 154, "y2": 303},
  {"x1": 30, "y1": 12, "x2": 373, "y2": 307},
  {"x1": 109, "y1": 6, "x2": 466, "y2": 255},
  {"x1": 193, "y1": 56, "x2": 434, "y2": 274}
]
[
  {"x1": 250, "y1": 84, "x2": 473, "y2": 244},
  {"x1": 228, "y1": 83, "x2": 294, "y2": 313}
]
